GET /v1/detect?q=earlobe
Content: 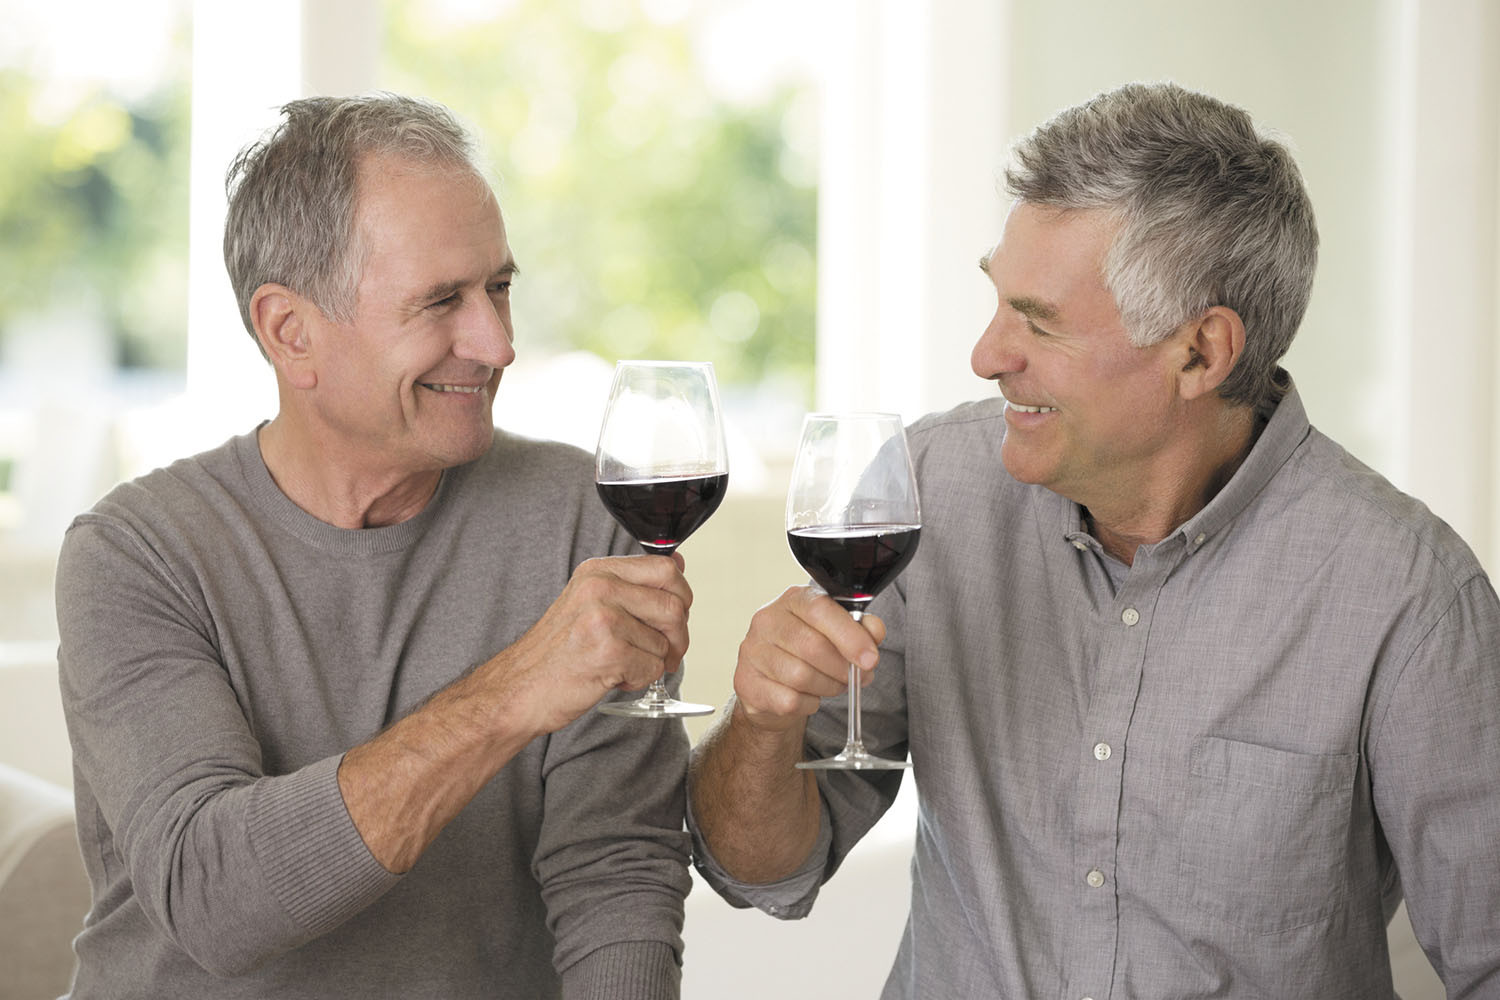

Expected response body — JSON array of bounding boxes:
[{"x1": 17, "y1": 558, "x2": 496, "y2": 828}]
[
  {"x1": 251, "y1": 284, "x2": 318, "y2": 390},
  {"x1": 1177, "y1": 306, "x2": 1245, "y2": 401}
]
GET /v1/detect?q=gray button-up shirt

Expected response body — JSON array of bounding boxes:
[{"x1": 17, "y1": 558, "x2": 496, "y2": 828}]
[{"x1": 691, "y1": 377, "x2": 1500, "y2": 998}]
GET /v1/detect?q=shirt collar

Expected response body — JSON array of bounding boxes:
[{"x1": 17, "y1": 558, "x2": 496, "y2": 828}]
[
  {"x1": 1176, "y1": 369, "x2": 1310, "y2": 554},
  {"x1": 1047, "y1": 368, "x2": 1312, "y2": 556}
]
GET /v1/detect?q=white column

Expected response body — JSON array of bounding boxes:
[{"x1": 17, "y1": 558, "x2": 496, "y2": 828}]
[
  {"x1": 815, "y1": 0, "x2": 1010, "y2": 423},
  {"x1": 1387, "y1": 0, "x2": 1500, "y2": 572},
  {"x1": 184, "y1": 1, "x2": 303, "y2": 446},
  {"x1": 184, "y1": 1, "x2": 382, "y2": 450}
]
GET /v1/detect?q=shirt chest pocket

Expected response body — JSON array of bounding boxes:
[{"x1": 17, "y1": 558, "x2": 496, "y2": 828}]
[{"x1": 1177, "y1": 736, "x2": 1358, "y2": 934}]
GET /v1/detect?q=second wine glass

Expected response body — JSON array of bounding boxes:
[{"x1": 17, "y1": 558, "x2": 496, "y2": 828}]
[
  {"x1": 786, "y1": 412, "x2": 921, "y2": 769},
  {"x1": 594, "y1": 361, "x2": 727, "y2": 718}
]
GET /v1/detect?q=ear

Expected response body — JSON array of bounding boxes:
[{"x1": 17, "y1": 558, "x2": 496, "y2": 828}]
[
  {"x1": 1174, "y1": 305, "x2": 1245, "y2": 402},
  {"x1": 251, "y1": 284, "x2": 318, "y2": 390}
]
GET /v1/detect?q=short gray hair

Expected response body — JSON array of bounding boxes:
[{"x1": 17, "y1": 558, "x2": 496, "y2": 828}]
[
  {"x1": 1005, "y1": 82, "x2": 1318, "y2": 408},
  {"x1": 223, "y1": 93, "x2": 487, "y2": 356}
]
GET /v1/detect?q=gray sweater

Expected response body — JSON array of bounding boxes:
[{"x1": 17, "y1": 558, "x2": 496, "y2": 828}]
[{"x1": 55, "y1": 428, "x2": 691, "y2": 999}]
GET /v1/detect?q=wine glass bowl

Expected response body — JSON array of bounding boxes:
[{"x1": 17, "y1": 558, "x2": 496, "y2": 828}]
[
  {"x1": 786, "y1": 412, "x2": 920, "y2": 769},
  {"x1": 594, "y1": 361, "x2": 728, "y2": 718}
]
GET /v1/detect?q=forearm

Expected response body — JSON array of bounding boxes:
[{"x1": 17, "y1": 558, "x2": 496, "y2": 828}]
[
  {"x1": 688, "y1": 696, "x2": 823, "y2": 883},
  {"x1": 339, "y1": 656, "x2": 538, "y2": 873}
]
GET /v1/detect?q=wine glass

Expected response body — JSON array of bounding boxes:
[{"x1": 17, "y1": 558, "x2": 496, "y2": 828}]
[
  {"x1": 786, "y1": 412, "x2": 921, "y2": 769},
  {"x1": 594, "y1": 361, "x2": 728, "y2": 718}
]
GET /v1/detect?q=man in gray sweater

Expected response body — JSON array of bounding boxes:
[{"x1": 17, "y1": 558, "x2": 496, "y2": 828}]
[{"x1": 54, "y1": 94, "x2": 694, "y2": 998}]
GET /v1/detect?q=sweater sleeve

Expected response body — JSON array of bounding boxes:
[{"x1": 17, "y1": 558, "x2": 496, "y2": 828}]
[
  {"x1": 530, "y1": 520, "x2": 693, "y2": 1000},
  {"x1": 56, "y1": 515, "x2": 401, "y2": 977}
]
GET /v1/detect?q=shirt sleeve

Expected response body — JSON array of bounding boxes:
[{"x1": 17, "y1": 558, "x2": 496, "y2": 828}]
[
  {"x1": 686, "y1": 788, "x2": 833, "y2": 919},
  {"x1": 684, "y1": 577, "x2": 910, "y2": 920},
  {"x1": 1369, "y1": 573, "x2": 1500, "y2": 995},
  {"x1": 55, "y1": 515, "x2": 400, "y2": 977}
]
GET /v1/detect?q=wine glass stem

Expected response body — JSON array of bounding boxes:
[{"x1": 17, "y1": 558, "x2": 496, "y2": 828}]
[
  {"x1": 643, "y1": 679, "x2": 670, "y2": 705},
  {"x1": 844, "y1": 609, "x2": 865, "y2": 757}
]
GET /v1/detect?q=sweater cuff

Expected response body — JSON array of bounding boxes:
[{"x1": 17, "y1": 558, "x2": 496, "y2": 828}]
[
  {"x1": 560, "y1": 940, "x2": 681, "y2": 1000},
  {"x1": 247, "y1": 754, "x2": 402, "y2": 937}
]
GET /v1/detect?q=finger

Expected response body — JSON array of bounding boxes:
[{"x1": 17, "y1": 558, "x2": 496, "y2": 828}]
[
  {"x1": 737, "y1": 594, "x2": 854, "y2": 694},
  {"x1": 787, "y1": 589, "x2": 882, "y2": 673},
  {"x1": 578, "y1": 552, "x2": 688, "y2": 589},
  {"x1": 605, "y1": 578, "x2": 692, "y2": 668},
  {"x1": 733, "y1": 646, "x2": 833, "y2": 722},
  {"x1": 566, "y1": 595, "x2": 673, "y2": 669},
  {"x1": 754, "y1": 643, "x2": 847, "y2": 700},
  {"x1": 578, "y1": 554, "x2": 694, "y2": 612}
]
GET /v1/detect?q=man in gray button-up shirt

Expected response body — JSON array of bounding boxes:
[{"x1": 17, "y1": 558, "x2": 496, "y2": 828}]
[{"x1": 688, "y1": 82, "x2": 1500, "y2": 998}]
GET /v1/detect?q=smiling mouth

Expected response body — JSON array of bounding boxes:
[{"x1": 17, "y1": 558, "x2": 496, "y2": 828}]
[
  {"x1": 420, "y1": 382, "x2": 485, "y2": 394},
  {"x1": 1006, "y1": 401, "x2": 1057, "y2": 414}
]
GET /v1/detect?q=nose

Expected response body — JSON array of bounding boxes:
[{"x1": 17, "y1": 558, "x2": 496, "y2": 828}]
[
  {"x1": 456, "y1": 294, "x2": 516, "y2": 370},
  {"x1": 971, "y1": 305, "x2": 1025, "y2": 380}
]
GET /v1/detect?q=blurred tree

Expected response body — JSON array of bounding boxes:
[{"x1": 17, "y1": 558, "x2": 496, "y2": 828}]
[
  {"x1": 0, "y1": 54, "x2": 191, "y2": 370},
  {"x1": 383, "y1": 0, "x2": 817, "y2": 396}
]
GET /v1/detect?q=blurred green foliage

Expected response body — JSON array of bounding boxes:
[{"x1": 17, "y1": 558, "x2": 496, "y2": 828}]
[
  {"x1": 383, "y1": 0, "x2": 817, "y2": 396},
  {"x1": 0, "y1": 2, "x2": 814, "y2": 392},
  {"x1": 0, "y1": 43, "x2": 191, "y2": 370}
]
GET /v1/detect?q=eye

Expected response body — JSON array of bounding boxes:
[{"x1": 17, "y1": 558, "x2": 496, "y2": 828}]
[
  {"x1": 1025, "y1": 318, "x2": 1053, "y2": 338},
  {"x1": 487, "y1": 280, "x2": 512, "y2": 296},
  {"x1": 430, "y1": 292, "x2": 461, "y2": 310}
]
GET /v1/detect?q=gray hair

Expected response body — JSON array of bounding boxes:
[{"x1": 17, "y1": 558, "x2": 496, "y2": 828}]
[
  {"x1": 223, "y1": 93, "x2": 487, "y2": 356},
  {"x1": 1005, "y1": 82, "x2": 1318, "y2": 408}
]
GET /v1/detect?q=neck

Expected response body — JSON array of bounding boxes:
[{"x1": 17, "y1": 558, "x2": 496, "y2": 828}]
[
  {"x1": 1085, "y1": 403, "x2": 1258, "y2": 565},
  {"x1": 257, "y1": 416, "x2": 441, "y2": 529}
]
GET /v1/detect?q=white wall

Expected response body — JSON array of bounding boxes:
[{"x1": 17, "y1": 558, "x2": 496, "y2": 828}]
[{"x1": 815, "y1": 0, "x2": 1500, "y2": 575}]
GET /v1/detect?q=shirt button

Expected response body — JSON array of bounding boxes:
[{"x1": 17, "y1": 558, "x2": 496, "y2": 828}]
[
  {"x1": 1093, "y1": 742, "x2": 1112, "y2": 761},
  {"x1": 1121, "y1": 607, "x2": 1140, "y2": 626},
  {"x1": 1073, "y1": 539, "x2": 1088, "y2": 550},
  {"x1": 1194, "y1": 532, "x2": 1206, "y2": 545},
  {"x1": 1086, "y1": 869, "x2": 1106, "y2": 888}
]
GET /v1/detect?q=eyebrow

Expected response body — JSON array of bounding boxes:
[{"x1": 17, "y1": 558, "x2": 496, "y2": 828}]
[
  {"x1": 1005, "y1": 295, "x2": 1060, "y2": 323},
  {"x1": 412, "y1": 260, "x2": 520, "y2": 305},
  {"x1": 978, "y1": 251, "x2": 1060, "y2": 322}
]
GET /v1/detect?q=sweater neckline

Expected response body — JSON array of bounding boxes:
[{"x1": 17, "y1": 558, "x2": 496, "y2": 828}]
[{"x1": 231, "y1": 426, "x2": 460, "y2": 556}]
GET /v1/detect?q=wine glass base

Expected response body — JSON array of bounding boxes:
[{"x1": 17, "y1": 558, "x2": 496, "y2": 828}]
[
  {"x1": 796, "y1": 753, "x2": 910, "y2": 771},
  {"x1": 598, "y1": 697, "x2": 716, "y2": 719}
]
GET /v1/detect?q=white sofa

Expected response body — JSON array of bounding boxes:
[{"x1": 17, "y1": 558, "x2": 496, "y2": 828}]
[{"x1": 0, "y1": 763, "x2": 88, "y2": 1000}]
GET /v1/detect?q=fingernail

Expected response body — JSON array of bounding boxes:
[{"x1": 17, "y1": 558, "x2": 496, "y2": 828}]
[{"x1": 859, "y1": 650, "x2": 878, "y2": 671}]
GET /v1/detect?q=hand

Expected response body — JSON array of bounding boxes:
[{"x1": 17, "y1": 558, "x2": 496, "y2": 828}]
[
  {"x1": 485, "y1": 554, "x2": 693, "y2": 735},
  {"x1": 731, "y1": 586, "x2": 886, "y2": 733}
]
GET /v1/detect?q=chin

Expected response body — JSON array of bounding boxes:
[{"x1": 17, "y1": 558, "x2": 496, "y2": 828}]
[
  {"x1": 429, "y1": 421, "x2": 496, "y2": 469},
  {"x1": 999, "y1": 440, "x2": 1049, "y2": 487}
]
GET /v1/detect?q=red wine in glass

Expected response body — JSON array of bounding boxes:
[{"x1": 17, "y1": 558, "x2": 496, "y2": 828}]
[
  {"x1": 786, "y1": 523, "x2": 920, "y2": 612},
  {"x1": 596, "y1": 473, "x2": 729, "y2": 554}
]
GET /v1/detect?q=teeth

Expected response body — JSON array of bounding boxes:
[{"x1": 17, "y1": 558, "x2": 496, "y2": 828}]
[
  {"x1": 1008, "y1": 402, "x2": 1057, "y2": 414},
  {"x1": 423, "y1": 383, "x2": 483, "y2": 394}
]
